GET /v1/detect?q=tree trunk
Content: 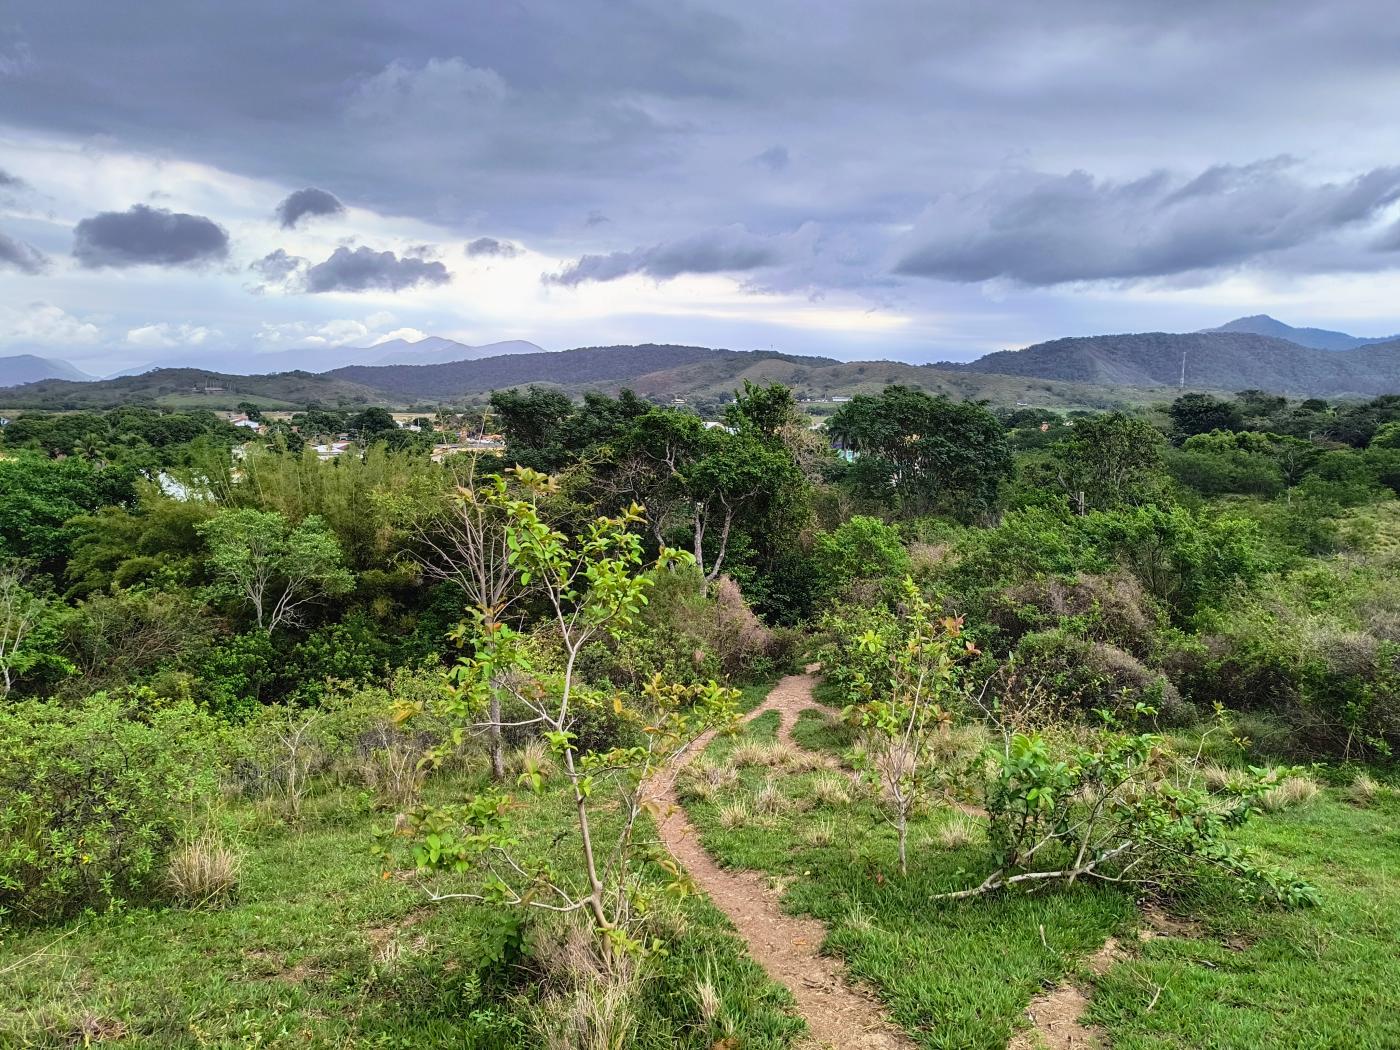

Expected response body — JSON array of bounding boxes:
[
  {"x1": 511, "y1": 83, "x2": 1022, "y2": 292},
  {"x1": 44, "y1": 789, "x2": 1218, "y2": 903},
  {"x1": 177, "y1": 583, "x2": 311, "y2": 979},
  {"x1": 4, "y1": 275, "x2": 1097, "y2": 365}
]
[{"x1": 489, "y1": 694, "x2": 505, "y2": 780}]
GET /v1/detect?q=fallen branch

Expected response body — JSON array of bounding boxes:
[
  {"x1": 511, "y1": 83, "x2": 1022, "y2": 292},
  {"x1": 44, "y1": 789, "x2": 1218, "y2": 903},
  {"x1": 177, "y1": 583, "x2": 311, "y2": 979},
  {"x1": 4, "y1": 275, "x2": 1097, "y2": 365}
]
[{"x1": 932, "y1": 840, "x2": 1136, "y2": 901}]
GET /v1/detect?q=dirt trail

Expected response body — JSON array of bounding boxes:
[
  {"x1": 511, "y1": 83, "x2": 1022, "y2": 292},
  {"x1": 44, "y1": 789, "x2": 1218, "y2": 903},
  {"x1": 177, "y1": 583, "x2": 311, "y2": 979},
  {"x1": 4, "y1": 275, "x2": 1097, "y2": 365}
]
[{"x1": 648, "y1": 671, "x2": 917, "y2": 1050}]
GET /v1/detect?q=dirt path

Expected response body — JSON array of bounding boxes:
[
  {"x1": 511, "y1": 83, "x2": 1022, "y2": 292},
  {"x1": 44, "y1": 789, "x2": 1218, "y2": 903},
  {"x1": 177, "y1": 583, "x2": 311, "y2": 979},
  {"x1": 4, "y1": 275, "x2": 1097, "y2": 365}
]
[{"x1": 648, "y1": 671, "x2": 918, "y2": 1049}]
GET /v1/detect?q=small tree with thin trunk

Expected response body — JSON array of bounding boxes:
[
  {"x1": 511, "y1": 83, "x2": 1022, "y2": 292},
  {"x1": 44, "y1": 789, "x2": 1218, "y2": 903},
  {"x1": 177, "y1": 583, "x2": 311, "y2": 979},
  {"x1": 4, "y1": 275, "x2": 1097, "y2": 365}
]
[
  {"x1": 198, "y1": 509, "x2": 353, "y2": 634},
  {"x1": 0, "y1": 565, "x2": 48, "y2": 698},
  {"x1": 837, "y1": 580, "x2": 978, "y2": 876},
  {"x1": 384, "y1": 463, "x2": 526, "y2": 780},
  {"x1": 385, "y1": 468, "x2": 739, "y2": 958}
]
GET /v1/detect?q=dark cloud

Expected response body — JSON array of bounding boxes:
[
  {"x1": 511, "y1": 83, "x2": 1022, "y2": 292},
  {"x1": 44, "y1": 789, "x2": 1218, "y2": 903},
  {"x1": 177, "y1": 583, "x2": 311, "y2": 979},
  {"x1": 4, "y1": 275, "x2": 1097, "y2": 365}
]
[
  {"x1": 304, "y1": 245, "x2": 451, "y2": 293},
  {"x1": 465, "y1": 236, "x2": 520, "y2": 258},
  {"x1": 0, "y1": 168, "x2": 26, "y2": 189},
  {"x1": 894, "y1": 161, "x2": 1400, "y2": 286},
  {"x1": 72, "y1": 203, "x2": 229, "y2": 269},
  {"x1": 584, "y1": 211, "x2": 611, "y2": 227},
  {"x1": 547, "y1": 224, "x2": 789, "y2": 286},
  {"x1": 753, "y1": 145, "x2": 789, "y2": 172},
  {"x1": 0, "y1": 230, "x2": 47, "y2": 273},
  {"x1": 275, "y1": 186, "x2": 345, "y2": 228},
  {"x1": 249, "y1": 248, "x2": 306, "y2": 283}
]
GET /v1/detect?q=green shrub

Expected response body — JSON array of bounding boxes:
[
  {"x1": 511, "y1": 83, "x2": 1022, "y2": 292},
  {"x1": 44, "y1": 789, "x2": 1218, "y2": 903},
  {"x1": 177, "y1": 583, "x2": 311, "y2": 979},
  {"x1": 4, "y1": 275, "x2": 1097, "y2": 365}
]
[
  {"x1": 0, "y1": 693, "x2": 223, "y2": 924},
  {"x1": 1009, "y1": 629, "x2": 1195, "y2": 726}
]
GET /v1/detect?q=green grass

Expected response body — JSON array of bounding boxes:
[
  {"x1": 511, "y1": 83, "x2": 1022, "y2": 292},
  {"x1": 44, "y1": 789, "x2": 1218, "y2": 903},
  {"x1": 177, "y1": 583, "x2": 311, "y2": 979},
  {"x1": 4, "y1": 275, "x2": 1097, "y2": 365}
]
[
  {"x1": 3, "y1": 702, "x2": 1396, "y2": 1048},
  {"x1": 682, "y1": 710, "x2": 1400, "y2": 1049},
  {"x1": 1089, "y1": 788, "x2": 1400, "y2": 1049},
  {"x1": 0, "y1": 770, "x2": 802, "y2": 1048},
  {"x1": 687, "y1": 714, "x2": 1137, "y2": 1048}
]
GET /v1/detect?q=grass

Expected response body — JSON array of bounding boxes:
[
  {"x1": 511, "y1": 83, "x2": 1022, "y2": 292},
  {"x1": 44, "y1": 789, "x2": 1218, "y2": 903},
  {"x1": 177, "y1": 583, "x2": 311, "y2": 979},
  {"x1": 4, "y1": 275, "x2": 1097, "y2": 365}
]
[
  {"x1": 0, "y1": 767, "x2": 803, "y2": 1048},
  {"x1": 680, "y1": 710, "x2": 1400, "y2": 1049},
  {"x1": 1089, "y1": 789, "x2": 1400, "y2": 1048},
  {"x1": 685, "y1": 714, "x2": 1138, "y2": 1048},
  {"x1": 3, "y1": 689, "x2": 1396, "y2": 1048}
]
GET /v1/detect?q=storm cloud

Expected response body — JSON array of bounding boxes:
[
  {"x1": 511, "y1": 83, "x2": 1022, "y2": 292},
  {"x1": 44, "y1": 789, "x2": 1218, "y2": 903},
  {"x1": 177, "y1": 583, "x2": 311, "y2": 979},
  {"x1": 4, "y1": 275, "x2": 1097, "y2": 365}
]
[
  {"x1": 275, "y1": 187, "x2": 345, "y2": 228},
  {"x1": 894, "y1": 161, "x2": 1400, "y2": 286},
  {"x1": 548, "y1": 225, "x2": 791, "y2": 286},
  {"x1": 304, "y1": 245, "x2": 452, "y2": 293},
  {"x1": 72, "y1": 204, "x2": 229, "y2": 269},
  {"x1": 465, "y1": 237, "x2": 520, "y2": 258},
  {"x1": 0, "y1": 230, "x2": 47, "y2": 273}
]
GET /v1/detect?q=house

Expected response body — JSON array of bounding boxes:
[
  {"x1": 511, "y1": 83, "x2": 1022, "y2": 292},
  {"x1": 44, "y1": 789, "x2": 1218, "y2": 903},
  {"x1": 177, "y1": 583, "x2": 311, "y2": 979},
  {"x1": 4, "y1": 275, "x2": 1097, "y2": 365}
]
[{"x1": 312, "y1": 441, "x2": 352, "y2": 461}]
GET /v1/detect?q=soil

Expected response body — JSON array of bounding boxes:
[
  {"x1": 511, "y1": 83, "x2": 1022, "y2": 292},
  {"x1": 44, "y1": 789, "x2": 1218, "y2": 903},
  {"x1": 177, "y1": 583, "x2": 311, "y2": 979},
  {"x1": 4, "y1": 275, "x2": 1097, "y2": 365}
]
[{"x1": 647, "y1": 671, "x2": 918, "y2": 1049}]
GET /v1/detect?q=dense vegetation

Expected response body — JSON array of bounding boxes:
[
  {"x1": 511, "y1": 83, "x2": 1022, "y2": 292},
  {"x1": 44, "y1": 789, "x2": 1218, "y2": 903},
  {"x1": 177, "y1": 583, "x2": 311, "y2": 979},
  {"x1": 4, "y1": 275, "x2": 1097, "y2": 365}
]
[{"x1": 1, "y1": 382, "x2": 1397, "y2": 1047}]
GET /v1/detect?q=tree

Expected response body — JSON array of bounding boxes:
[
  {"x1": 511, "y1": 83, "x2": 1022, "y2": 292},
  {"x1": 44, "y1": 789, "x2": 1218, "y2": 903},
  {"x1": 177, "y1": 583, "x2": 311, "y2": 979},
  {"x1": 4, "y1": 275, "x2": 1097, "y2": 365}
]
[
  {"x1": 832, "y1": 581, "x2": 977, "y2": 875},
  {"x1": 382, "y1": 463, "x2": 532, "y2": 780},
  {"x1": 0, "y1": 565, "x2": 48, "y2": 698},
  {"x1": 828, "y1": 386, "x2": 1012, "y2": 519},
  {"x1": 1169, "y1": 393, "x2": 1244, "y2": 440},
  {"x1": 489, "y1": 386, "x2": 576, "y2": 472},
  {"x1": 1050, "y1": 412, "x2": 1166, "y2": 513},
  {"x1": 198, "y1": 509, "x2": 353, "y2": 634},
  {"x1": 388, "y1": 468, "x2": 738, "y2": 957}
]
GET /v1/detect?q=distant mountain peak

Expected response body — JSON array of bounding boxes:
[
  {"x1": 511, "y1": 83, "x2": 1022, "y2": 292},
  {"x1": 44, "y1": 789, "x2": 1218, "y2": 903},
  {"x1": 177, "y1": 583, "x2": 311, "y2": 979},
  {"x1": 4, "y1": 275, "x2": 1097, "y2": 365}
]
[{"x1": 1204, "y1": 315, "x2": 1398, "y2": 351}]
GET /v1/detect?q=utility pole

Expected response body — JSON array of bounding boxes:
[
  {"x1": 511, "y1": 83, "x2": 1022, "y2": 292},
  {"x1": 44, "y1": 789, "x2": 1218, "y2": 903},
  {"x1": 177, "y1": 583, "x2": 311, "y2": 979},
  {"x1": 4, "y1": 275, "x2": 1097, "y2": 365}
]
[{"x1": 1179, "y1": 349, "x2": 1187, "y2": 390}]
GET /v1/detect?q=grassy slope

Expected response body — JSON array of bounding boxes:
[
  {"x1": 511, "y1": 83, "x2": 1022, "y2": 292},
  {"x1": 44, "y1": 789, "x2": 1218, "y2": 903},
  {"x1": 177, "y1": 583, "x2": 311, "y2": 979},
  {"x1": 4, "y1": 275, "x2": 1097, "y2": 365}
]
[
  {"x1": 1091, "y1": 790, "x2": 1400, "y2": 1049},
  {"x1": 0, "y1": 741, "x2": 800, "y2": 1048},
  {"x1": 687, "y1": 703, "x2": 1400, "y2": 1049}
]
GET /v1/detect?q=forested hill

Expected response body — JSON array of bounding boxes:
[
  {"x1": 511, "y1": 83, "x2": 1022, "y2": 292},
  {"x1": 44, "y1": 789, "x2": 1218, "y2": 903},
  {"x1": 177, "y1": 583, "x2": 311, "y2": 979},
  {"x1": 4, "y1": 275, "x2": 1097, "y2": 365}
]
[
  {"x1": 327, "y1": 344, "x2": 838, "y2": 397},
  {"x1": 0, "y1": 367, "x2": 386, "y2": 410},
  {"x1": 955, "y1": 331, "x2": 1400, "y2": 396}
]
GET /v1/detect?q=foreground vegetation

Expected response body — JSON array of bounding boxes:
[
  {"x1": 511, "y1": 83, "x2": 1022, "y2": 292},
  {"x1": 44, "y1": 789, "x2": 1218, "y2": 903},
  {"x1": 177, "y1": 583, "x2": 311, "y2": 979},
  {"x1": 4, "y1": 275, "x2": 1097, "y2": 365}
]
[{"x1": 3, "y1": 382, "x2": 1399, "y2": 1046}]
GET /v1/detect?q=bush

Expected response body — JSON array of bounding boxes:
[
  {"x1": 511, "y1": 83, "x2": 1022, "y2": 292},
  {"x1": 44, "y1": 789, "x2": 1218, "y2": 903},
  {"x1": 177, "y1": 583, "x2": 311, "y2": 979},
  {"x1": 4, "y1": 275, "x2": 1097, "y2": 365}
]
[
  {"x1": 166, "y1": 834, "x2": 242, "y2": 906},
  {"x1": 0, "y1": 694, "x2": 223, "y2": 923},
  {"x1": 1009, "y1": 629, "x2": 1194, "y2": 725},
  {"x1": 980, "y1": 571, "x2": 1165, "y2": 658}
]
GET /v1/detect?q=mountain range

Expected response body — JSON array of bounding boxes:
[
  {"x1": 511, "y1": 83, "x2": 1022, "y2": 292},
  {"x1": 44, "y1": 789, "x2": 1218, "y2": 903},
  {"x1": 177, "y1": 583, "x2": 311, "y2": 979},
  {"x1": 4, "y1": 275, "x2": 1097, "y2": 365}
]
[{"x1": 7, "y1": 315, "x2": 1400, "y2": 409}]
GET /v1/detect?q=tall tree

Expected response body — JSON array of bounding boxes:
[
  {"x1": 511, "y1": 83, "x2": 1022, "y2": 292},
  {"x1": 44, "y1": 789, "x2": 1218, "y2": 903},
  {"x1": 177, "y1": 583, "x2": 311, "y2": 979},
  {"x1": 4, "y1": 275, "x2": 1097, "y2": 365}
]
[
  {"x1": 828, "y1": 385, "x2": 1012, "y2": 519},
  {"x1": 1050, "y1": 412, "x2": 1166, "y2": 513}
]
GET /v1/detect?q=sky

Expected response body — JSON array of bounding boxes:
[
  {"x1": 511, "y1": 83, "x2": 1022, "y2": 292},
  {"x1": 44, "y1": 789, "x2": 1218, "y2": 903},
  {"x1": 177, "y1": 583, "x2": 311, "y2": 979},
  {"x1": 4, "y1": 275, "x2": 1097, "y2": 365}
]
[{"x1": 5, "y1": 1, "x2": 1400, "y2": 374}]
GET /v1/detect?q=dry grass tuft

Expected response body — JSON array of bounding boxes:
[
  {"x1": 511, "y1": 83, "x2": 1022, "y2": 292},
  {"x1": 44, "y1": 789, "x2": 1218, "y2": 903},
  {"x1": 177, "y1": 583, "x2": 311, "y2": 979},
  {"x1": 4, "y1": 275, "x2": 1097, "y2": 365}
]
[
  {"x1": 1260, "y1": 774, "x2": 1320, "y2": 812},
  {"x1": 508, "y1": 738, "x2": 556, "y2": 782},
  {"x1": 810, "y1": 773, "x2": 851, "y2": 807},
  {"x1": 678, "y1": 758, "x2": 739, "y2": 802},
  {"x1": 802, "y1": 819, "x2": 837, "y2": 847},
  {"x1": 1198, "y1": 763, "x2": 1237, "y2": 792},
  {"x1": 1347, "y1": 773, "x2": 1387, "y2": 806},
  {"x1": 167, "y1": 835, "x2": 242, "y2": 906},
  {"x1": 752, "y1": 779, "x2": 788, "y2": 818},
  {"x1": 937, "y1": 812, "x2": 981, "y2": 849},
  {"x1": 532, "y1": 919, "x2": 644, "y2": 1050},
  {"x1": 716, "y1": 800, "x2": 752, "y2": 829}
]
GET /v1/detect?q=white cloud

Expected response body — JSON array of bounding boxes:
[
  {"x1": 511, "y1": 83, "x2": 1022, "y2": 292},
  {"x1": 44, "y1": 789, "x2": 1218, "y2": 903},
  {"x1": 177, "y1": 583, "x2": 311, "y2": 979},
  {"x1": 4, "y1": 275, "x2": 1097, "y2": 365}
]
[
  {"x1": 1, "y1": 301, "x2": 103, "y2": 346},
  {"x1": 124, "y1": 322, "x2": 218, "y2": 348}
]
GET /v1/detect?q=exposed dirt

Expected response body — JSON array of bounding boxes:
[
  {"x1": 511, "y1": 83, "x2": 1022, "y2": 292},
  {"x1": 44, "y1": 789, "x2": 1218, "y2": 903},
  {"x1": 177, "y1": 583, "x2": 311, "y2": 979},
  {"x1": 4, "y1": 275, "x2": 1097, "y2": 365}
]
[
  {"x1": 648, "y1": 671, "x2": 917, "y2": 1049},
  {"x1": 1009, "y1": 937, "x2": 1127, "y2": 1050}
]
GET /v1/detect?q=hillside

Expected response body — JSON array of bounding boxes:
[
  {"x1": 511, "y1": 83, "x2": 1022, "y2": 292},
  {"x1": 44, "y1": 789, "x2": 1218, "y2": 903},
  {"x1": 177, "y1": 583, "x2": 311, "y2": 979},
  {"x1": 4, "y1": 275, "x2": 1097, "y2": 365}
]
[
  {"x1": 0, "y1": 354, "x2": 93, "y2": 387},
  {"x1": 1205, "y1": 314, "x2": 1398, "y2": 351},
  {"x1": 0, "y1": 367, "x2": 390, "y2": 410},
  {"x1": 957, "y1": 331, "x2": 1400, "y2": 397}
]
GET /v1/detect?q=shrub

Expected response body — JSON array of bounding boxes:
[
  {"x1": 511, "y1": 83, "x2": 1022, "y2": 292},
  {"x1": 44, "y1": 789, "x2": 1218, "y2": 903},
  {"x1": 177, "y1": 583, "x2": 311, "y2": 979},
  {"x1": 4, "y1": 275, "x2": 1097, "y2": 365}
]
[
  {"x1": 1009, "y1": 629, "x2": 1194, "y2": 725},
  {"x1": 980, "y1": 571, "x2": 1165, "y2": 658},
  {"x1": 0, "y1": 694, "x2": 223, "y2": 923}
]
